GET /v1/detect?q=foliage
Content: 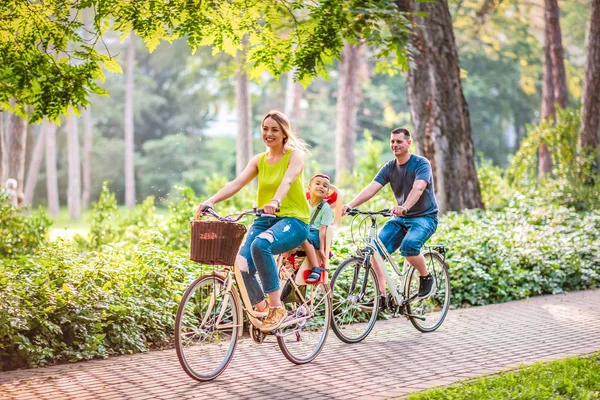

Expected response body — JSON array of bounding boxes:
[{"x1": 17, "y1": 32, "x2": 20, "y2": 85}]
[
  {"x1": 0, "y1": 236, "x2": 202, "y2": 371},
  {"x1": 407, "y1": 352, "x2": 600, "y2": 400},
  {"x1": 507, "y1": 108, "x2": 600, "y2": 211},
  {"x1": 0, "y1": 1, "x2": 110, "y2": 121},
  {"x1": 2, "y1": 0, "x2": 413, "y2": 121},
  {"x1": 476, "y1": 155, "x2": 515, "y2": 210},
  {"x1": 431, "y1": 201, "x2": 600, "y2": 306},
  {"x1": 0, "y1": 194, "x2": 50, "y2": 256}
]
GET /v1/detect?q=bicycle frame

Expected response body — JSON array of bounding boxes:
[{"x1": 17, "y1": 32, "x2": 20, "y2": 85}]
[
  {"x1": 363, "y1": 224, "x2": 414, "y2": 307},
  {"x1": 197, "y1": 206, "x2": 330, "y2": 338},
  {"x1": 205, "y1": 256, "x2": 328, "y2": 338}
]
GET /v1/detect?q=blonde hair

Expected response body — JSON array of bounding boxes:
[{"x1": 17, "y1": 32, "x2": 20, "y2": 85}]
[{"x1": 262, "y1": 110, "x2": 310, "y2": 154}]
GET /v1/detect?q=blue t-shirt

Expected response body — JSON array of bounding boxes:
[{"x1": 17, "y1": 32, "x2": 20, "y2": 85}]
[{"x1": 373, "y1": 154, "x2": 438, "y2": 217}]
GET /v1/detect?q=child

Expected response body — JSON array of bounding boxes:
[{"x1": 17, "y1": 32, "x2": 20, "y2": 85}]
[{"x1": 303, "y1": 174, "x2": 340, "y2": 283}]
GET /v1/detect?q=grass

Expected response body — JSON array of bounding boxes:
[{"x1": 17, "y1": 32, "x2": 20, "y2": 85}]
[
  {"x1": 44, "y1": 206, "x2": 171, "y2": 230},
  {"x1": 407, "y1": 353, "x2": 600, "y2": 400}
]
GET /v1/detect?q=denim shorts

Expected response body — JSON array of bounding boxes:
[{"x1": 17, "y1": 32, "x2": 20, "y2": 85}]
[
  {"x1": 306, "y1": 228, "x2": 320, "y2": 249},
  {"x1": 378, "y1": 214, "x2": 438, "y2": 257}
]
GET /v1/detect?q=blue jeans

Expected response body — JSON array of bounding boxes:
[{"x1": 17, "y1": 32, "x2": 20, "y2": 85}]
[
  {"x1": 238, "y1": 217, "x2": 309, "y2": 305},
  {"x1": 378, "y1": 215, "x2": 438, "y2": 257}
]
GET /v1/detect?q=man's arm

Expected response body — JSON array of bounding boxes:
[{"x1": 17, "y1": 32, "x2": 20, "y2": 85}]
[
  {"x1": 392, "y1": 180, "x2": 427, "y2": 216},
  {"x1": 347, "y1": 181, "x2": 383, "y2": 208}
]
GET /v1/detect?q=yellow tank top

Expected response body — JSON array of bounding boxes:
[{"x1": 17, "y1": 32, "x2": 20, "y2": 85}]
[{"x1": 257, "y1": 151, "x2": 310, "y2": 224}]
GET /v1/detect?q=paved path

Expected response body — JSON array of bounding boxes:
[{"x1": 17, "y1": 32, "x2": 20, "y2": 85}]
[{"x1": 2, "y1": 290, "x2": 600, "y2": 400}]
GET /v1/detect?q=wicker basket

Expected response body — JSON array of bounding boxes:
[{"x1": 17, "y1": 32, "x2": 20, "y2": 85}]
[{"x1": 190, "y1": 220, "x2": 247, "y2": 266}]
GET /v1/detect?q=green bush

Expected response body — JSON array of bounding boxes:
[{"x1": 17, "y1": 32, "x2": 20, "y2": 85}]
[
  {"x1": 0, "y1": 233, "x2": 203, "y2": 371},
  {"x1": 0, "y1": 194, "x2": 50, "y2": 256}
]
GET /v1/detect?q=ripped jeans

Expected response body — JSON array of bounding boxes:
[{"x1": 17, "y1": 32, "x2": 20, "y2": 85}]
[{"x1": 238, "y1": 216, "x2": 309, "y2": 305}]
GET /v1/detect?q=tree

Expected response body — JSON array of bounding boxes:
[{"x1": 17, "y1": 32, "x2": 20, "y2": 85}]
[
  {"x1": 395, "y1": 0, "x2": 483, "y2": 212},
  {"x1": 539, "y1": 0, "x2": 569, "y2": 178},
  {"x1": 1, "y1": 1, "x2": 412, "y2": 123},
  {"x1": 539, "y1": 35, "x2": 555, "y2": 177},
  {"x1": 67, "y1": 112, "x2": 81, "y2": 220},
  {"x1": 124, "y1": 35, "x2": 136, "y2": 209},
  {"x1": 82, "y1": 107, "x2": 93, "y2": 208},
  {"x1": 335, "y1": 42, "x2": 363, "y2": 180},
  {"x1": 579, "y1": 0, "x2": 600, "y2": 150},
  {"x1": 45, "y1": 121, "x2": 59, "y2": 217},
  {"x1": 23, "y1": 126, "x2": 46, "y2": 205},
  {"x1": 1, "y1": 111, "x2": 28, "y2": 187},
  {"x1": 81, "y1": 9, "x2": 94, "y2": 209},
  {"x1": 236, "y1": 37, "x2": 252, "y2": 176}
]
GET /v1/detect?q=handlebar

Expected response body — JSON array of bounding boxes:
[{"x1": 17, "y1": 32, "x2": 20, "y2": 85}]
[
  {"x1": 345, "y1": 208, "x2": 393, "y2": 217},
  {"x1": 199, "y1": 206, "x2": 278, "y2": 222}
]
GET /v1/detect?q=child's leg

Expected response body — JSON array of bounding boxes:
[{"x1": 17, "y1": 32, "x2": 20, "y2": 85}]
[{"x1": 301, "y1": 240, "x2": 320, "y2": 270}]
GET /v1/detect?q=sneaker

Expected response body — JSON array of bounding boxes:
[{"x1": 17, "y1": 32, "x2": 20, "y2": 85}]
[
  {"x1": 253, "y1": 300, "x2": 269, "y2": 318},
  {"x1": 261, "y1": 306, "x2": 287, "y2": 332},
  {"x1": 417, "y1": 274, "x2": 436, "y2": 299}
]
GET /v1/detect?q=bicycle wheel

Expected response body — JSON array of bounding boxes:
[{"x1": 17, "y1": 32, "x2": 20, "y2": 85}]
[
  {"x1": 175, "y1": 274, "x2": 241, "y2": 381},
  {"x1": 405, "y1": 252, "x2": 451, "y2": 332},
  {"x1": 277, "y1": 282, "x2": 331, "y2": 364},
  {"x1": 330, "y1": 256, "x2": 380, "y2": 343}
]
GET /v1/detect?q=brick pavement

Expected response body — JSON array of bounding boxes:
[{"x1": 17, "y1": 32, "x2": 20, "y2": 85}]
[{"x1": 1, "y1": 289, "x2": 600, "y2": 400}]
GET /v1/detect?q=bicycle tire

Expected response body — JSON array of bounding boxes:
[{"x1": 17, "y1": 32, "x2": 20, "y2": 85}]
[
  {"x1": 330, "y1": 256, "x2": 380, "y2": 344},
  {"x1": 277, "y1": 282, "x2": 331, "y2": 364},
  {"x1": 175, "y1": 274, "x2": 241, "y2": 381},
  {"x1": 404, "y1": 252, "x2": 451, "y2": 333}
]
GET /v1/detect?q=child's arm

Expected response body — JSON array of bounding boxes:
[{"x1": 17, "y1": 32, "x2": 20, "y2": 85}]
[
  {"x1": 318, "y1": 224, "x2": 328, "y2": 264},
  {"x1": 328, "y1": 183, "x2": 343, "y2": 195}
]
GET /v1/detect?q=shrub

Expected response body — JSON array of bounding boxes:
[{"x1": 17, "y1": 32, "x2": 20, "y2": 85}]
[
  {"x1": 0, "y1": 194, "x2": 50, "y2": 256},
  {"x1": 0, "y1": 234, "x2": 203, "y2": 371}
]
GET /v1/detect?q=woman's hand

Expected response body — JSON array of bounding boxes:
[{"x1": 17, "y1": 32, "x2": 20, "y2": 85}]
[
  {"x1": 196, "y1": 201, "x2": 214, "y2": 219},
  {"x1": 263, "y1": 200, "x2": 280, "y2": 215}
]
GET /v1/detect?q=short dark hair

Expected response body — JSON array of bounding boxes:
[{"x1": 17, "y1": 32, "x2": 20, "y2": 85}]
[
  {"x1": 391, "y1": 128, "x2": 411, "y2": 140},
  {"x1": 310, "y1": 174, "x2": 331, "y2": 184}
]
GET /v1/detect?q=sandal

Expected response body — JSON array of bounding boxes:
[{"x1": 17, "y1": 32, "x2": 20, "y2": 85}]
[{"x1": 305, "y1": 267, "x2": 325, "y2": 284}]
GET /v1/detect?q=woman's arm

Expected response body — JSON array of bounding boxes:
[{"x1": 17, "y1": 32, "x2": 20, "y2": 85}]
[
  {"x1": 264, "y1": 150, "x2": 304, "y2": 213},
  {"x1": 197, "y1": 154, "x2": 260, "y2": 216}
]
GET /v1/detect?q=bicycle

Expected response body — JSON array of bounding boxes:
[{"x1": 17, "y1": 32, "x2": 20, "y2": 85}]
[
  {"x1": 175, "y1": 207, "x2": 332, "y2": 381},
  {"x1": 330, "y1": 208, "x2": 450, "y2": 344}
]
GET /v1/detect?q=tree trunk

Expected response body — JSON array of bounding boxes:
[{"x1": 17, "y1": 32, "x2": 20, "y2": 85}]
[
  {"x1": 81, "y1": 107, "x2": 93, "y2": 208},
  {"x1": 124, "y1": 34, "x2": 136, "y2": 208},
  {"x1": 545, "y1": 0, "x2": 568, "y2": 110},
  {"x1": 235, "y1": 37, "x2": 252, "y2": 176},
  {"x1": 580, "y1": 0, "x2": 600, "y2": 150},
  {"x1": 396, "y1": 0, "x2": 483, "y2": 212},
  {"x1": 23, "y1": 125, "x2": 46, "y2": 205},
  {"x1": 67, "y1": 113, "x2": 81, "y2": 220},
  {"x1": 2, "y1": 111, "x2": 28, "y2": 188},
  {"x1": 335, "y1": 42, "x2": 361, "y2": 181},
  {"x1": 81, "y1": 9, "x2": 93, "y2": 208},
  {"x1": 284, "y1": 70, "x2": 295, "y2": 117},
  {"x1": 539, "y1": 37, "x2": 555, "y2": 178},
  {"x1": 45, "y1": 121, "x2": 59, "y2": 217}
]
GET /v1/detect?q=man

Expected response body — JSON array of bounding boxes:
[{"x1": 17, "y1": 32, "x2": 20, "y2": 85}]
[{"x1": 343, "y1": 127, "x2": 439, "y2": 302}]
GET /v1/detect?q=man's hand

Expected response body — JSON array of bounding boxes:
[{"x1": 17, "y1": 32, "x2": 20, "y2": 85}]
[
  {"x1": 391, "y1": 205, "x2": 408, "y2": 216},
  {"x1": 196, "y1": 201, "x2": 214, "y2": 219},
  {"x1": 342, "y1": 204, "x2": 352, "y2": 216}
]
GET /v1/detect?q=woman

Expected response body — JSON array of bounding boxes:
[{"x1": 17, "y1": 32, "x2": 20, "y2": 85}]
[{"x1": 197, "y1": 110, "x2": 310, "y2": 332}]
